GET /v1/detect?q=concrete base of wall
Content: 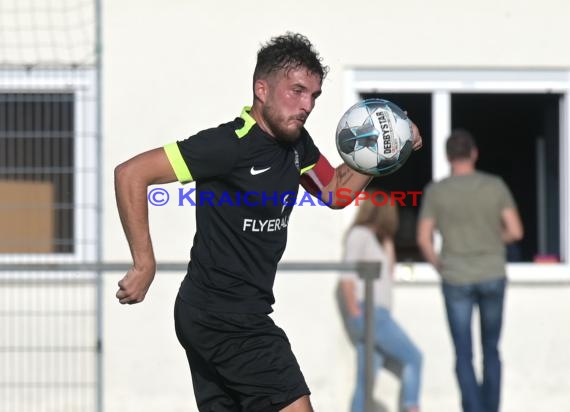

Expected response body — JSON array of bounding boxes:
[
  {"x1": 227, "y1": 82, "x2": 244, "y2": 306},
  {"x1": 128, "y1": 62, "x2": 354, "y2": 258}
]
[{"x1": 104, "y1": 272, "x2": 570, "y2": 412}]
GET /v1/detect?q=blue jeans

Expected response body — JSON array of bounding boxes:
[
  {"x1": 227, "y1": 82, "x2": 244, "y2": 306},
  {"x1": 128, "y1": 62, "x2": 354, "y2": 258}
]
[
  {"x1": 347, "y1": 306, "x2": 422, "y2": 412},
  {"x1": 442, "y1": 277, "x2": 507, "y2": 412}
]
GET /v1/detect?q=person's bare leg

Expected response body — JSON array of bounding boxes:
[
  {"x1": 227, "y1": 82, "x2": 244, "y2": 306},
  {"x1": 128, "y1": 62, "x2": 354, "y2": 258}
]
[{"x1": 280, "y1": 395, "x2": 313, "y2": 412}]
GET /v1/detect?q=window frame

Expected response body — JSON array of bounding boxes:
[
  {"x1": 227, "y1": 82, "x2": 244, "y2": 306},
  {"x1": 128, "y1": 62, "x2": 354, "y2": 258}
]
[
  {"x1": 0, "y1": 69, "x2": 98, "y2": 262},
  {"x1": 342, "y1": 69, "x2": 570, "y2": 281}
]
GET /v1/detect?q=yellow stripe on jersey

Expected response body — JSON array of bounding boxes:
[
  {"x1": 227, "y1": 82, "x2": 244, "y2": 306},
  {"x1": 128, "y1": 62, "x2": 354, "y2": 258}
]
[
  {"x1": 235, "y1": 106, "x2": 256, "y2": 138},
  {"x1": 163, "y1": 142, "x2": 193, "y2": 183},
  {"x1": 300, "y1": 163, "x2": 316, "y2": 175}
]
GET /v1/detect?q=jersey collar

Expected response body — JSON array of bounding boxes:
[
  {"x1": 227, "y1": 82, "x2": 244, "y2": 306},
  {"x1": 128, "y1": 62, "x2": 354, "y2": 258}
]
[{"x1": 235, "y1": 106, "x2": 256, "y2": 138}]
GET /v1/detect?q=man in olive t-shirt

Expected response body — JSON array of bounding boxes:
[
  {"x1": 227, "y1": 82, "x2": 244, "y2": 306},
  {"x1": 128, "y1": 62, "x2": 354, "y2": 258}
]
[{"x1": 417, "y1": 129, "x2": 523, "y2": 412}]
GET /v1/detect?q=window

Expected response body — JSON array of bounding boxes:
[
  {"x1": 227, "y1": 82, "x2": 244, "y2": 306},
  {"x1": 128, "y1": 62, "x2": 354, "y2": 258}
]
[
  {"x1": 342, "y1": 69, "x2": 570, "y2": 280},
  {"x1": 0, "y1": 70, "x2": 98, "y2": 261},
  {"x1": 452, "y1": 93, "x2": 561, "y2": 262},
  {"x1": 0, "y1": 93, "x2": 75, "y2": 253}
]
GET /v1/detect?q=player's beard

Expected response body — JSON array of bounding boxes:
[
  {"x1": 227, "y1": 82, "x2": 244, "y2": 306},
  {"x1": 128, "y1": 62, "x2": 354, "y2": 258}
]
[{"x1": 262, "y1": 104, "x2": 304, "y2": 143}]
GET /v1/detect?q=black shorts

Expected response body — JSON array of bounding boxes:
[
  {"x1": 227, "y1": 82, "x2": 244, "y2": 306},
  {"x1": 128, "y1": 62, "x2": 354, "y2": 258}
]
[{"x1": 174, "y1": 296, "x2": 310, "y2": 412}]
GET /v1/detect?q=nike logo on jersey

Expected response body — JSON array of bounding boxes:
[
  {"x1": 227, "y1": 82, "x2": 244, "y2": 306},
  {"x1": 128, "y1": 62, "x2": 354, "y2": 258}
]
[{"x1": 250, "y1": 166, "x2": 271, "y2": 175}]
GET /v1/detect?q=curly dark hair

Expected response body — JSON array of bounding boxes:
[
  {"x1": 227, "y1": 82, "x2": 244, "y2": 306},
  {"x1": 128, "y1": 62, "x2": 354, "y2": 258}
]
[{"x1": 253, "y1": 32, "x2": 329, "y2": 82}]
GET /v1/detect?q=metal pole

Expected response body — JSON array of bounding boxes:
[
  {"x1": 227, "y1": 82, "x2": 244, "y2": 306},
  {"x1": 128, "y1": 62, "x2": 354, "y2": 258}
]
[
  {"x1": 357, "y1": 261, "x2": 381, "y2": 412},
  {"x1": 94, "y1": 0, "x2": 104, "y2": 411},
  {"x1": 536, "y1": 137, "x2": 547, "y2": 254},
  {"x1": 0, "y1": 261, "x2": 375, "y2": 273}
]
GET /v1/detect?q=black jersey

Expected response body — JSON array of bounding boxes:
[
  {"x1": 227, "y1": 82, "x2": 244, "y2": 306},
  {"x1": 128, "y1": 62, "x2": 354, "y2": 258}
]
[{"x1": 164, "y1": 107, "x2": 320, "y2": 313}]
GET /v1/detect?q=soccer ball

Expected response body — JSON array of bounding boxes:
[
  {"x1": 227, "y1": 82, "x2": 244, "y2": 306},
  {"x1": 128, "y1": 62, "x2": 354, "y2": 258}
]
[{"x1": 336, "y1": 99, "x2": 414, "y2": 176}]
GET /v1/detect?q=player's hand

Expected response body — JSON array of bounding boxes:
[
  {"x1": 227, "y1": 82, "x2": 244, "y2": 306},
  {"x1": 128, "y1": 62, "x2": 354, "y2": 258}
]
[
  {"x1": 411, "y1": 121, "x2": 423, "y2": 151},
  {"x1": 116, "y1": 265, "x2": 156, "y2": 304}
]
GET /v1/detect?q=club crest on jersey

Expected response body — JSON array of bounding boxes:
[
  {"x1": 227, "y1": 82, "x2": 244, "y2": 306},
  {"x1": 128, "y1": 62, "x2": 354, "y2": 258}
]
[{"x1": 293, "y1": 149, "x2": 300, "y2": 171}]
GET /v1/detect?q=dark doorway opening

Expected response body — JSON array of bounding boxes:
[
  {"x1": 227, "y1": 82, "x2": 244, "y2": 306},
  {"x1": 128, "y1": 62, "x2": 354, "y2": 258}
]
[
  {"x1": 361, "y1": 93, "x2": 432, "y2": 262},
  {"x1": 452, "y1": 93, "x2": 560, "y2": 262}
]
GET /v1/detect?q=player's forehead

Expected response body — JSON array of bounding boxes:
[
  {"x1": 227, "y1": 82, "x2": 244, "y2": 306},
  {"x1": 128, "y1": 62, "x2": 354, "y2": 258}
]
[{"x1": 277, "y1": 67, "x2": 322, "y2": 90}]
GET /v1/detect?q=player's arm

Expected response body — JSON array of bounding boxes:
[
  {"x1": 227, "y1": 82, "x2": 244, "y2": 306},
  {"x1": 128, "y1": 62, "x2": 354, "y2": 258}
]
[
  {"x1": 501, "y1": 207, "x2": 524, "y2": 243},
  {"x1": 328, "y1": 121, "x2": 422, "y2": 208},
  {"x1": 416, "y1": 217, "x2": 441, "y2": 271},
  {"x1": 114, "y1": 147, "x2": 177, "y2": 304},
  {"x1": 300, "y1": 154, "x2": 371, "y2": 209},
  {"x1": 301, "y1": 122, "x2": 422, "y2": 209},
  {"x1": 324, "y1": 164, "x2": 373, "y2": 209}
]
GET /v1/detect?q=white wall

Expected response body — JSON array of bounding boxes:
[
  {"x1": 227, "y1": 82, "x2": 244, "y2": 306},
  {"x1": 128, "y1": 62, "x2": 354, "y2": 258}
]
[
  {"x1": 101, "y1": 1, "x2": 570, "y2": 411},
  {"x1": 104, "y1": 274, "x2": 570, "y2": 412},
  {"x1": 103, "y1": 0, "x2": 570, "y2": 264}
]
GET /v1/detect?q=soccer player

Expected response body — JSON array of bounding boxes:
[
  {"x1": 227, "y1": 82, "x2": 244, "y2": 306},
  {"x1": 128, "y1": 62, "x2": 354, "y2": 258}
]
[{"x1": 115, "y1": 32, "x2": 422, "y2": 411}]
